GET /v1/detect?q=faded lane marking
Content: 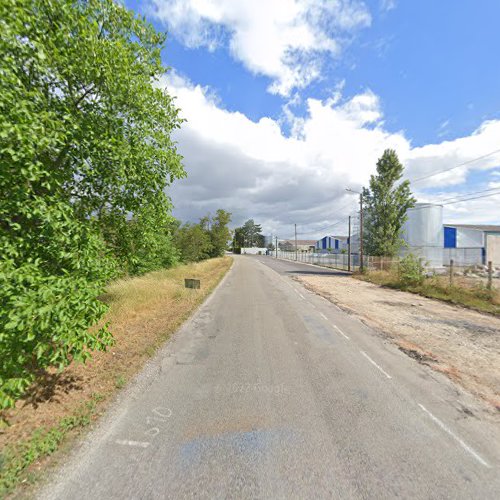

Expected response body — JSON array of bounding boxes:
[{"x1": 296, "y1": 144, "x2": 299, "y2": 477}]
[
  {"x1": 360, "y1": 351, "x2": 391, "y2": 379},
  {"x1": 333, "y1": 325, "x2": 350, "y2": 340},
  {"x1": 418, "y1": 404, "x2": 490, "y2": 468},
  {"x1": 319, "y1": 313, "x2": 350, "y2": 340},
  {"x1": 115, "y1": 439, "x2": 150, "y2": 448}
]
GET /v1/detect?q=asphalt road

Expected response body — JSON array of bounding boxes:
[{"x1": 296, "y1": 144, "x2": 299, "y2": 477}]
[{"x1": 40, "y1": 255, "x2": 500, "y2": 499}]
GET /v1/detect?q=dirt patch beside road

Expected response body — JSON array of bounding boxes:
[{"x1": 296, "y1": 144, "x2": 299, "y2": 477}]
[
  {"x1": 0, "y1": 257, "x2": 233, "y2": 497},
  {"x1": 296, "y1": 274, "x2": 500, "y2": 415}
]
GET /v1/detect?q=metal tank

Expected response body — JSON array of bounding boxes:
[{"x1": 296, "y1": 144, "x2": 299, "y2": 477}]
[{"x1": 401, "y1": 203, "x2": 443, "y2": 267}]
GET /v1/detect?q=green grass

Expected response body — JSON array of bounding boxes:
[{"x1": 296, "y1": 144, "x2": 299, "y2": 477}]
[
  {"x1": 356, "y1": 270, "x2": 500, "y2": 316},
  {"x1": 0, "y1": 393, "x2": 104, "y2": 497},
  {"x1": 114, "y1": 374, "x2": 126, "y2": 389}
]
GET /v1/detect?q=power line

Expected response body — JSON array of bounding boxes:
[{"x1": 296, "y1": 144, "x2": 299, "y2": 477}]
[
  {"x1": 442, "y1": 190, "x2": 500, "y2": 206},
  {"x1": 295, "y1": 200, "x2": 356, "y2": 235},
  {"x1": 436, "y1": 186, "x2": 500, "y2": 204},
  {"x1": 297, "y1": 218, "x2": 348, "y2": 236},
  {"x1": 410, "y1": 148, "x2": 500, "y2": 185}
]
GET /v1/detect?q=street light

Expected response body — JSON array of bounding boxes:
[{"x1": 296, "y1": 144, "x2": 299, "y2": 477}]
[{"x1": 345, "y1": 187, "x2": 364, "y2": 272}]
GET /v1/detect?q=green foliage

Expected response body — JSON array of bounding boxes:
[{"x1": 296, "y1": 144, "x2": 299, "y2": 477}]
[
  {"x1": 174, "y1": 223, "x2": 213, "y2": 262},
  {"x1": 100, "y1": 201, "x2": 179, "y2": 276},
  {"x1": 398, "y1": 254, "x2": 425, "y2": 287},
  {"x1": 115, "y1": 374, "x2": 126, "y2": 389},
  {"x1": 209, "y1": 209, "x2": 232, "y2": 257},
  {"x1": 0, "y1": 0, "x2": 184, "y2": 407},
  {"x1": 234, "y1": 219, "x2": 264, "y2": 248},
  {"x1": 174, "y1": 210, "x2": 232, "y2": 262},
  {"x1": 362, "y1": 149, "x2": 416, "y2": 257}
]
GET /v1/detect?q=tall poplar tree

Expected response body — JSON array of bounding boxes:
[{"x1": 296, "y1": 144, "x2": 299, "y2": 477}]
[{"x1": 362, "y1": 149, "x2": 416, "y2": 257}]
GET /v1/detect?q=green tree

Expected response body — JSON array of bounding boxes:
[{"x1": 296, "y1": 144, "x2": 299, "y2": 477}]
[
  {"x1": 0, "y1": 0, "x2": 184, "y2": 407},
  {"x1": 235, "y1": 219, "x2": 264, "y2": 247},
  {"x1": 233, "y1": 227, "x2": 245, "y2": 248},
  {"x1": 208, "y1": 209, "x2": 232, "y2": 257},
  {"x1": 173, "y1": 223, "x2": 212, "y2": 262},
  {"x1": 362, "y1": 149, "x2": 416, "y2": 257}
]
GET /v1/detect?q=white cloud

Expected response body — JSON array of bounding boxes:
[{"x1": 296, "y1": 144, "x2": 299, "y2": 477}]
[
  {"x1": 404, "y1": 121, "x2": 500, "y2": 188},
  {"x1": 148, "y1": 0, "x2": 371, "y2": 95},
  {"x1": 380, "y1": 0, "x2": 397, "y2": 12},
  {"x1": 161, "y1": 73, "x2": 500, "y2": 236}
]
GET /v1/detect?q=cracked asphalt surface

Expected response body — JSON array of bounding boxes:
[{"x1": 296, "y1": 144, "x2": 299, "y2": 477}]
[{"x1": 40, "y1": 255, "x2": 500, "y2": 499}]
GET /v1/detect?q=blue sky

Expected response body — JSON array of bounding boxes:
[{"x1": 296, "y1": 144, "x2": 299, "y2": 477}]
[{"x1": 126, "y1": 0, "x2": 500, "y2": 233}]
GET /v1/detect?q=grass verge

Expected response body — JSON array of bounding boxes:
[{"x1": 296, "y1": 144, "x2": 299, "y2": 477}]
[
  {"x1": 0, "y1": 256, "x2": 232, "y2": 498},
  {"x1": 355, "y1": 269, "x2": 500, "y2": 316}
]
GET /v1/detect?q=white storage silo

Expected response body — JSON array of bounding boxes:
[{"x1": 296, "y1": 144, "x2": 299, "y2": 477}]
[{"x1": 401, "y1": 203, "x2": 443, "y2": 267}]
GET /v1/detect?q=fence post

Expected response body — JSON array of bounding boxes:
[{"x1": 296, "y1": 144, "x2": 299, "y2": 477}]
[
  {"x1": 487, "y1": 261, "x2": 493, "y2": 291},
  {"x1": 449, "y1": 259, "x2": 454, "y2": 286}
]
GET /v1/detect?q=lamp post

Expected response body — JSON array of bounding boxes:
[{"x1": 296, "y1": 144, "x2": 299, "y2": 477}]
[{"x1": 346, "y1": 188, "x2": 364, "y2": 272}]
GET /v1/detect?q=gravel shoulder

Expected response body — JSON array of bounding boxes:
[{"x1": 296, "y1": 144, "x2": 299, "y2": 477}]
[{"x1": 296, "y1": 273, "x2": 500, "y2": 417}]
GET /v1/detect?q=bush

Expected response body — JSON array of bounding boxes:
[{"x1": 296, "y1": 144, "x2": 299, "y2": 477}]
[{"x1": 398, "y1": 254, "x2": 425, "y2": 287}]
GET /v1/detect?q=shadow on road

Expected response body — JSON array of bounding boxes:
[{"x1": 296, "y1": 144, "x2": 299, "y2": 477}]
[{"x1": 284, "y1": 269, "x2": 348, "y2": 277}]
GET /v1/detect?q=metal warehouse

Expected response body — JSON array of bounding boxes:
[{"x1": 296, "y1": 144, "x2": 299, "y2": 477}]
[
  {"x1": 316, "y1": 203, "x2": 500, "y2": 266},
  {"x1": 315, "y1": 235, "x2": 348, "y2": 253},
  {"x1": 443, "y1": 224, "x2": 500, "y2": 266}
]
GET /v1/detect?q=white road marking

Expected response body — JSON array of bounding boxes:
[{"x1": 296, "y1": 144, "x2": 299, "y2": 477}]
[
  {"x1": 418, "y1": 404, "x2": 490, "y2": 468},
  {"x1": 319, "y1": 313, "x2": 350, "y2": 339},
  {"x1": 333, "y1": 324, "x2": 350, "y2": 340},
  {"x1": 115, "y1": 439, "x2": 150, "y2": 448},
  {"x1": 360, "y1": 351, "x2": 392, "y2": 379}
]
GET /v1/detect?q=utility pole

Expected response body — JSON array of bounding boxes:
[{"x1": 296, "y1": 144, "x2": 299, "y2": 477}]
[
  {"x1": 294, "y1": 223, "x2": 298, "y2": 261},
  {"x1": 348, "y1": 215, "x2": 351, "y2": 272},
  {"x1": 359, "y1": 193, "x2": 364, "y2": 272},
  {"x1": 345, "y1": 187, "x2": 364, "y2": 272},
  {"x1": 275, "y1": 236, "x2": 278, "y2": 259}
]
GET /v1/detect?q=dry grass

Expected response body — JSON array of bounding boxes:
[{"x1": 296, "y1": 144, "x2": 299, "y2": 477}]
[
  {"x1": 0, "y1": 256, "x2": 232, "y2": 497},
  {"x1": 357, "y1": 269, "x2": 500, "y2": 316}
]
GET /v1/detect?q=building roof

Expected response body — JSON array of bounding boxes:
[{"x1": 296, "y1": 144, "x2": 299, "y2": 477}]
[
  {"x1": 317, "y1": 235, "x2": 348, "y2": 241},
  {"x1": 444, "y1": 224, "x2": 500, "y2": 232},
  {"x1": 292, "y1": 239, "x2": 317, "y2": 245}
]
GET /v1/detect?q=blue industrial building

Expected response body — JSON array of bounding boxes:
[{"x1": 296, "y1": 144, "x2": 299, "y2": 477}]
[
  {"x1": 315, "y1": 235, "x2": 348, "y2": 253},
  {"x1": 443, "y1": 224, "x2": 500, "y2": 265}
]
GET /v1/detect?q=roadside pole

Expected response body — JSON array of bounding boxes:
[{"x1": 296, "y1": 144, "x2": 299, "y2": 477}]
[
  {"x1": 359, "y1": 193, "x2": 364, "y2": 272},
  {"x1": 348, "y1": 215, "x2": 351, "y2": 272},
  {"x1": 275, "y1": 236, "x2": 278, "y2": 259},
  {"x1": 487, "y1": 261, "x2": 493, "y2": 290},
  {"x1": 294, "y1": 223, "x2": 298, "y2": 261}
]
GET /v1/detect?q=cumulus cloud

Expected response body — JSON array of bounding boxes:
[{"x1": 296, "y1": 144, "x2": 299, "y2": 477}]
[
  {"x1": 161, "y1": 74, "x2": 500, "y2": 236},
  {"x1": 148, "y1": 0, "x2": 371, "y2": 95}
]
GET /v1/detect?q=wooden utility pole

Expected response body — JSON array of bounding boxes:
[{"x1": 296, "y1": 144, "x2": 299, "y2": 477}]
[
  {"x1": 487, "y1": 261, "x2": 493, "y2": 290},
  {"x1": 348, "y1": 215, "x2": 351, "y2": 272},
  {"x1": 294, "y1": 223, "x2": 298, "y2": 261},
  {"x1": 359, "y1": 193, "x2": 364, "y2": 272},
  {"x1": 275, "y1": 236, "x2": 278, "y2": 259}
]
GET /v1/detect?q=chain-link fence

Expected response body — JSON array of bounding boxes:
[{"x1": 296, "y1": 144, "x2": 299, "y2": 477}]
[{"x1": 272, "y1": 250, "x2": 499, "y2": 289}]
